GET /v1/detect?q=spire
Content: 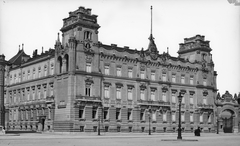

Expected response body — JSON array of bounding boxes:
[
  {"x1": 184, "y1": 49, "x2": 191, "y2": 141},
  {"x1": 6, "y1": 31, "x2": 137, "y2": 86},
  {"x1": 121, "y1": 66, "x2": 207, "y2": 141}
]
[
  {"x1": 150, "y1": 5, "x2": 153, "y2": 35},
  {"x1": 167, "y1": 47, "x2": 169, "y2": 54},
  {"x1": 147, "y1": 6, "x2": 157, "y2": 53},
  {"x1": 19, "y1": 45, "x2": 20, "y2": 51},
  {"x1": 22, "y1": 43, "x2": 24, "y2": 51},
  {"x1": 42, "y1": 46, "x2": 44, "y2": 54}
]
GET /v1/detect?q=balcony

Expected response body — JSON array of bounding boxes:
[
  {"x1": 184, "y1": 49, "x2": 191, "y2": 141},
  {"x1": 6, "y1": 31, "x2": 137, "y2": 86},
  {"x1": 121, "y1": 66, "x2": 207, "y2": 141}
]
[
  {"x1": 137, "y1": 100, "x2": 170, "y2": 106},
  {"x1": 76, "y1": 95, "x2": 101, "y2": 102},
  {"x1": 197, "y1": 104, "x2": 214, "y2": 109},
  {"x1": 46, "y1": 96, "x2": 54, "y2": 104}
]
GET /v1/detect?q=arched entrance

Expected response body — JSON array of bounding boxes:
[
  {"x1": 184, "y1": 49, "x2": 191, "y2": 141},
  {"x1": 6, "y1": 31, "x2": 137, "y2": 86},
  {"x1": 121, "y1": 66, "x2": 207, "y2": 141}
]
[{"x1": 220, "y1": 109, "x2": 234, "y2": 133}]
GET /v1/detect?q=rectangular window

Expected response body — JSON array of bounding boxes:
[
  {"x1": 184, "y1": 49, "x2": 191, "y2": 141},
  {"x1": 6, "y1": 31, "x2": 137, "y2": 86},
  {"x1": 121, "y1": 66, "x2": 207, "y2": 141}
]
[
  {"x1": 190, "y1": 96, "x2": 194, "y2": 104},
  {"x1": 200, "y1": 114, "x2": 203, "y2": 123},
  {"x1": 152, "y1": 111, "x2": 156, "y2": 121},
  {"x1": 28, "y1": 72, "x2": 30, "y2": 80},
  {"x1": 92, "y1": 108, "x2": 97, "y2": 119},
  {"x1": 44, "y1": 68, "x2": 47, "y2": 76},
  {"x1": 48, "y1": 108, "x2": 51, "y2": 119},
  {"x1": 203, "y1": 80, "x2": 207, "y2": 86},
  {"x1": 162, "y1": 73, "x2": 167, "y2": 82},
  {"x1": 30, "y1": 110, "x2": 33, "y2": 119},
  {"x1": 181, "y1": 75, "x2": 185, "y2": 84},
  {"x1": 38, "y1": 68, "x2": 41, "y2": 78},
  {"x1": 104, "y1": 87, "x2": 109, "y2": 98},
  {"x1": 163, "y1": 112, "x2": 167, "y2": 122},
  {"x1": 162, "y1": 92, "x2": 166, "y2": 102},
  {"x1": 190, "y1": 113, "x2": 194, "y2": 122},
  {"x1": 172, "y1": 74, "x2": 176, "y2": 83},
  {"x1": 104, "y1": 65, "x2": 109, "y2": 75},
  {"x1": 127, "y1": 109, "x2": 132, "y2": 120},
  {"x1": 116, "y1": 87, "x2": 121, "y2": 99},
  {"x1": 18, "y1": 74, "x2": 21, "y2": 82},
  {"x1": 51, "y1": 64, "x2": 54, "y2": 75},
  {"x1": 116, "y1": 66, "x2": 121, "y2": 77},
  {"x1": 182, "y1": 96, "x2": 185, "y2": 104},
  {"x1": 151, "y1": 72, "x2": 155, "y2": 81},
  {"x1": 38, "y1": 90, "x2": 41, "y2": 99},
  {"x1": 172, "y1": 112, "x2": 176, "y2": 122},
  {"x1": 32, "y1": 91, "x2": 35, "y2": 100},
  {"x1": 103, "y1": 108, "x2": 109, "y2": 120},
  {"x1": 26, "y1": 110, "x2": 28, "y2": 120},
  {"x1": 203, "y1": 97, "x2": 207, "y2": 105},
  {"x1": 44, "y1": 90, "x2": 47, "y2": 98},
  {"x1": 181, "y1": 113, "x2": 185, "y2": 122},
  {"x1": 86, "y1": 62, "x2": 91, "y2": 73},
  {"x1": 33, "y1": 71, "x2": 35, "y2": 79},
  {"x1": 172, "y1": 93, "x2": 176, "y2": 103},
  {"x1": 50, "y1": 88, "x2": 53, "y2": 96},
  {"x1": 150, "y1": 90, "x2": 155, "y2": 101},
  {"x1": 27, "y1": 92, "x2": 30, "y2": 101},
  {"x1": 116, "y1": 108, "x2": 121, "y2": 120},
  {"x1": 190, "y1": 76, "x2": 194, "y2": 85},
  {"x1": 140, "y1": 110, "x2": 145, "y2": 121},
  {"x1": 79, "y1": 107, "x2": 85, "y2": 119},
  {"x1": 140, "y1": 70, "x2": 145, "y2": 79},
  {"x1": 128, "y1": 68, "x2": 133, "y2": 78},
  {"x1": 208, "y1": 114, "x2": 212, "y2": 123},
  {"x1": 85, "y1": 85, "x2": 91, "y2": 96},
  {"x1": 140, "y1": 89, "x2": 145, "y2": 100},
  {"x1": 127, "y1": 88, "x2": 133, "y2": 100}
]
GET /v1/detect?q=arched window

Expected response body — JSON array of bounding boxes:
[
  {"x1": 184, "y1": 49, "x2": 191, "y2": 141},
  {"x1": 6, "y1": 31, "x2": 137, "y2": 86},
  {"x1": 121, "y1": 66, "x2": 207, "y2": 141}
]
[
  {"x1": 64, "y1": 54, "x2": 69, "y2": 72},
  {"x1": 84, "y1": 31, "x2": 92, "y2": 40},
  {"x1": 58, "y1": 56, "x2": 62, "y2": 73}
]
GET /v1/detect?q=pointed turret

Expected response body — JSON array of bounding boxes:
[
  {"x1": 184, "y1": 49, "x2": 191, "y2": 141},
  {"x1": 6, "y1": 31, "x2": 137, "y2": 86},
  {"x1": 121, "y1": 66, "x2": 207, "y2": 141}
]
[{"x1": 146, "y1": 6, "x2": 158, "y2": 54}]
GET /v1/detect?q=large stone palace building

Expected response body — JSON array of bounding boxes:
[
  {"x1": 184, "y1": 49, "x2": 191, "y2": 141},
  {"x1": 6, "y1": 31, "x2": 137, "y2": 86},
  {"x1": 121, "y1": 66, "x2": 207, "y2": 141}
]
[{"x1": 0, "y1": 6, "x2": 239, "y2": 133}]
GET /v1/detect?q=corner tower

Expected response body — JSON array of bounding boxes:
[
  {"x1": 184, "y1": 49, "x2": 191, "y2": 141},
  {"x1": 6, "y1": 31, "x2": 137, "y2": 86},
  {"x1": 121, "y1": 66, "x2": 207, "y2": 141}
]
[{"x1": 0, "y1": 55, "x2": 8, "y2": 127}]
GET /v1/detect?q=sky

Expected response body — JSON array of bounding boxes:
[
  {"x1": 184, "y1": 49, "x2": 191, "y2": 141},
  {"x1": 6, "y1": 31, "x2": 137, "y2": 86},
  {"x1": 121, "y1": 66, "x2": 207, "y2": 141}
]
[{"x1": 0, "y1": 0, "x2": 239, "y2": 95}]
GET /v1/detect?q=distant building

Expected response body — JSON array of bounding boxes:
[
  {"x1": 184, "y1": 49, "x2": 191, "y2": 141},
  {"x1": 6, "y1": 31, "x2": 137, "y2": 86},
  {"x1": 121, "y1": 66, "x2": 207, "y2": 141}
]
[{"x1": 0, "y1": 6, "x2": 239, "y2": 133}]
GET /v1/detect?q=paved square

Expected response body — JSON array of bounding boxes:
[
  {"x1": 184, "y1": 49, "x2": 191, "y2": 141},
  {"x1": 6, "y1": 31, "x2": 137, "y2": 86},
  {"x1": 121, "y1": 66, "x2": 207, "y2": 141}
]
[{"x1": 0, "y1": 133, "x2": 240, "y2": 146}]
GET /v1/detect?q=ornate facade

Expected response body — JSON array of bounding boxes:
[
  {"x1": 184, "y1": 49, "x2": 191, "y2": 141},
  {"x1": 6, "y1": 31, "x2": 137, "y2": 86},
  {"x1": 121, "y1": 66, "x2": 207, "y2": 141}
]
[{"x1": 0, "y1": 6, "x2": 239, "y2": 133}]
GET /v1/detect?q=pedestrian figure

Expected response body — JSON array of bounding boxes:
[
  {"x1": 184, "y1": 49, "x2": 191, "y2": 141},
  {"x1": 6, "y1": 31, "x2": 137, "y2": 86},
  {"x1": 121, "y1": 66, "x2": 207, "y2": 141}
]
[{"x1": 194, "y1": 127, "x2": 201, "y2": 136}]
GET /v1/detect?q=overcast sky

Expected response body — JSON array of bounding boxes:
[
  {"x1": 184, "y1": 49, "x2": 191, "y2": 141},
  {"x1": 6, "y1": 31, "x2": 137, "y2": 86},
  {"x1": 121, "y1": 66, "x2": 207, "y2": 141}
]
[{"x1": 0, "y1": 0, "x2": 239, "y2": 95}]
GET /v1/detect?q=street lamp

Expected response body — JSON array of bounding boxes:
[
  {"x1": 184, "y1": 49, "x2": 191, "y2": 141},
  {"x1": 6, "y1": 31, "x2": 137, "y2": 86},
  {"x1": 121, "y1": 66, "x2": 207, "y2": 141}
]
[
  {"x1": 177, "y1": 92, "x2": 183, "y2": 140},
  {"x1": 148, "y1": 108, "x2": 151, "y2": 135}
]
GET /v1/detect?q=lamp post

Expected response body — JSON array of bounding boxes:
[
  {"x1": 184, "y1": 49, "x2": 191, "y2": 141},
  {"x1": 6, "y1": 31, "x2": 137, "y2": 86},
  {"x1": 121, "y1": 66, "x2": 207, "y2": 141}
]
[
  {"x1": 177, "y1": 92, "x2": 183, "y2": 140},
  {"x1": 148, "y1": 109, "x2": 151, "y2": 135}
]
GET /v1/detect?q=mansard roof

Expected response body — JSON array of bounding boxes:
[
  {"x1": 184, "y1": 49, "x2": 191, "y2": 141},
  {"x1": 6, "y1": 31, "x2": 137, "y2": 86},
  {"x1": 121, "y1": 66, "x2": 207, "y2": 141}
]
[{"x1": 8, "y1": 49, "x2": 30, "y2": 65}]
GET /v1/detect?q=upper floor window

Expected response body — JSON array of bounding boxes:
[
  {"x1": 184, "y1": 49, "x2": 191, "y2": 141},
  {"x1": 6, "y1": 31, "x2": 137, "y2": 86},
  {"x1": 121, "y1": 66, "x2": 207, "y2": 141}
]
[
  {"x1": 203, "y1": 97, "x2": 207, "y2": 105},
  {"x1": 116, "y1": 108, "x2": 121, "y2": 120},
  {"x1": 85, "y1": 83, "x2": 91, "y2": 96},
  {"x1": 50, "y1": 64, "x2": 54, "y2": 75},
  {"x1": 44, "y1": 65, "x2": 47, "y2": 76},
  {"x1": 104, "y1": 86, "x2": 109, "y2": 98},
  {"x1": 150, "y1": 90, "x2": 156, "y2": 101},
  {"x1": 190, "y1": 95, "x2": 194, "y2": 105},
  {"x1": 151, "y1": 71, "x2": 155, "y2": 81},
  {"x1": 172, "y1": 93, "x2": 176, "y2": 103},
  {"x1": 200, "y1": 113, "x2": 203, "y2": 123},
  {"x1": 127, "y1": 109, "x2": 132, "y2": 120},
  {"x1": 203, "y1": 80, "x2": 207, "y2": 86},
  {"x1": 162, "y1": 73, "x2": 167, "y2": 82},
  {"x1": 86, "y1": 62, "x2": 92, "y2": 73},
  {"x1": 140, "y1": 70, "x2": 145, "y2": 79},
  {"x1": 38, "y1": 67, "x2": 41, "y2": 78},
  {"x1": 172, "y1": 112, "x2": 176, "y2": 122},
  {"x1": 104, "y1": 65, "x2": 109, "y2": 75},
  {"x1": 190, "y1": 113, "x2": 194, "y2": 123},
  {"x1": 140, "y1": 89, "x2": 145, "y2": 100},
  {"x1": 18, "y1": 73, "x2": 21, "y2": 82},
  {"x1": 181, "y1": 112, "x2": 185, "y2": 122},
  {"x1": 127, "y1": 88, "x2": 133, "y2": 100},
  {"x1": 116, "y1": 66, "x2": 122, "y2": 77},
  {"x1": 162, "y1": 92, "x2": 167, "y2": 102},
  {"x1": 128, "y1": 68, "x2": 133, "y2": 78},
  {"x1": 163, "y1": 112, "x2": 167, "y2": 122},
  {"x1": 181, "y1": 75, "x2": 185, "y2": 84},
  {"x1": 116, "y1": 87, "x2": 121, "y2": 99},
  {"x1": 22, "y1": 72, "x2": 25, "y2": 81},
  {"x1": 33, "y1": 69, "x2": 36, "y2": 79},
  {"x1": 172, "y1": 74, "x2": 176, "y2": 83},
  {"x1": 27, "y1": 70, "x2": 30, "y2": 80},
  {"x1": 152, "y1": 111, "x2": 156, "y2": 121},
  {"x1": 190, "y1": 76, "x2": 194, "y2": 85},
  {"x1": 84, "y1": 31, "x2": 92, "y2": 40}
]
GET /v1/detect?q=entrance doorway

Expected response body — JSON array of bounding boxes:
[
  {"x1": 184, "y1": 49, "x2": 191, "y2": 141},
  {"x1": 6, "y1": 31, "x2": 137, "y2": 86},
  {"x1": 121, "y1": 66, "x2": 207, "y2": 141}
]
[{"x1": 221, "y1": 110, "x2": 234, "y2": 133}]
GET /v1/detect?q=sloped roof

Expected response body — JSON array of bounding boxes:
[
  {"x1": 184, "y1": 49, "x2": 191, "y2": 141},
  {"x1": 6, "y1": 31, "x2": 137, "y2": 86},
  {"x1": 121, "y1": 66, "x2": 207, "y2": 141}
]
[{"x1": 8, "y1": 49, "x2": 30, "y2": 65}]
